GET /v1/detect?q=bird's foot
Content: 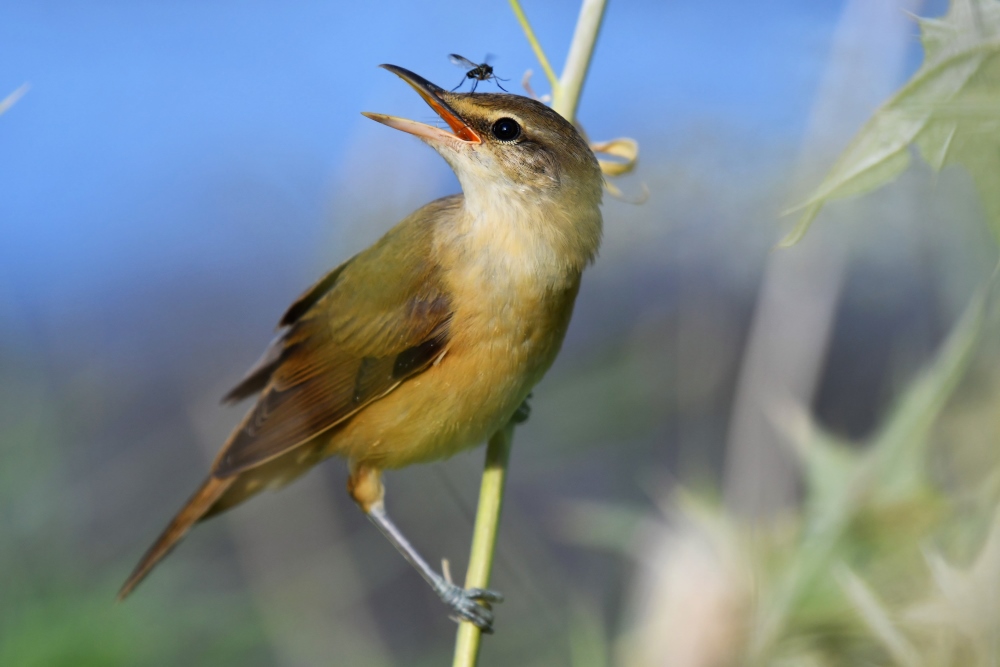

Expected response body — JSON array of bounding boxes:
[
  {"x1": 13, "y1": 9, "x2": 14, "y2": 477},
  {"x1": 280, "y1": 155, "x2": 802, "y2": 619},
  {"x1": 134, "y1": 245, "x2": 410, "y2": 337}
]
[
  {"x1": 511, "y1": 393, "x2": 533, "y2": 424},
  {"x1": 438, "y1": 582, "x2": 504, "y2": 633}
]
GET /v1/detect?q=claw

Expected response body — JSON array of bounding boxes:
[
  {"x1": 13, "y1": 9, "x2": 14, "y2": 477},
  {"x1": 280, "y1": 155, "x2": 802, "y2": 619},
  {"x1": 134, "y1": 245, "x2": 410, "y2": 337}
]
[
  {"x1": 467, "y1": 587, "x2": 504, "y2": 603},
  {"x1": 438, "y1": 582, "x2": 504, "y2": 633},
  {"x1": 511, "y1": 393, "x2": 533, "y2": 424}
]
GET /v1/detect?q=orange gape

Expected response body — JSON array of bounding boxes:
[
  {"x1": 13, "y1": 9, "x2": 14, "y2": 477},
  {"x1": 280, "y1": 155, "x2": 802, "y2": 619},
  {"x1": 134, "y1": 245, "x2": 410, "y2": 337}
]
[{"x1": 119, "y1": 65, "x2": 604, "y2": 633}]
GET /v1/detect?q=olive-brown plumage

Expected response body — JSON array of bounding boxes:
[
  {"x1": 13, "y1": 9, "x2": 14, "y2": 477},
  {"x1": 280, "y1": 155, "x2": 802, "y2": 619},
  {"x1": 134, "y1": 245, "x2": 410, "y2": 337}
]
[{"x1": 120, "y1": 65, "x2": 603, "y2": 631}]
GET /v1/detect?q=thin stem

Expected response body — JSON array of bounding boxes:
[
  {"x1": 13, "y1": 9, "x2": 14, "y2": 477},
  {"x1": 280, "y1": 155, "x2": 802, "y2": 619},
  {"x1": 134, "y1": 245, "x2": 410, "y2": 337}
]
[
  {"x1": 452, "y1": 424, "x2": 514, "y2": 667},
  {"x1": 553, "y1": 0, "x2": 607, "y2": 122},
  {"x1": 509, "y1": 0, "x2": 560, "y2": 93},
  {"x1": 451, "y1": 3, "x2": 608, "y2": 664},
  {"x1": 0, "y1": 83, "x2": 29, "y2": 116}
]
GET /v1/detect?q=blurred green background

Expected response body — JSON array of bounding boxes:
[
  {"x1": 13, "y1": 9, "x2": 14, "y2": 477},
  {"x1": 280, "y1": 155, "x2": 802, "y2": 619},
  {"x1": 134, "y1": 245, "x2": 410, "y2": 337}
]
[{"x1": 5, "y1": 0, "x2": 1000, "y2": 665}]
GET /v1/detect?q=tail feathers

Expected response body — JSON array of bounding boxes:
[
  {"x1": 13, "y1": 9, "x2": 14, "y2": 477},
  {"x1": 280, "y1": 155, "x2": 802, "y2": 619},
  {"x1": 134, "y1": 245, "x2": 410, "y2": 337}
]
[{"x1": 117, "y1": 475, "x2": 233, "y2": 601}]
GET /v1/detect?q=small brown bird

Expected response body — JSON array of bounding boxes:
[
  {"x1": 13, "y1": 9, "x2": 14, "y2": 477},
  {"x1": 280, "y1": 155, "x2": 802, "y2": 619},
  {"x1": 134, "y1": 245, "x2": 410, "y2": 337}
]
[{"x1": 119, "y1": 64, "x2": 603, "y2": 632}]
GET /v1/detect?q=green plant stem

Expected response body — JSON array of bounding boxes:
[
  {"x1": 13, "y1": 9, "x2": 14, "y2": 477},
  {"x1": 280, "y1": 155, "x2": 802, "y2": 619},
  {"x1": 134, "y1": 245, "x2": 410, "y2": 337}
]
[
  {"x1": 452, "y1": 423, "x2": 514, "y2": 667},
  {"x1": 508, "y1": 0, "x2": 560, "y2": 92},
  {"x1": 452, "y1": 4, "x2": 606, "y2": 665},
  {"x1": 553, "y1": 0, "x2": 607, "y2": 122}
]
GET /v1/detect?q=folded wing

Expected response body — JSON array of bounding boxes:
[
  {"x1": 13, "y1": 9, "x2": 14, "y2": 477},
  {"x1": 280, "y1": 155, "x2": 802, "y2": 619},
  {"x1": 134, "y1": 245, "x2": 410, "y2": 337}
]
[{"x1": 213, "y1": 197, "x2": 459, "y2": 477}]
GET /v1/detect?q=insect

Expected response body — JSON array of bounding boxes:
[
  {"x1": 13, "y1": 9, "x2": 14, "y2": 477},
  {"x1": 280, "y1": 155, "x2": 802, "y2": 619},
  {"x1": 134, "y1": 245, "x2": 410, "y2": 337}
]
[{"x1": 449, "y1": 54, "x2": 509, "y2": 93}]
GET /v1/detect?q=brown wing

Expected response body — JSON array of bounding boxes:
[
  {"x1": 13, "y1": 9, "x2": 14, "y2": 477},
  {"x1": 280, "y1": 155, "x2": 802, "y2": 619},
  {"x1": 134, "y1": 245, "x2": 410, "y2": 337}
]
[
  {"x1": 222, "y1": 260, "x2": 353, "y2": 403},
  {"x1": 212, "y1": 195, "x2": 460, "y2": 478}
]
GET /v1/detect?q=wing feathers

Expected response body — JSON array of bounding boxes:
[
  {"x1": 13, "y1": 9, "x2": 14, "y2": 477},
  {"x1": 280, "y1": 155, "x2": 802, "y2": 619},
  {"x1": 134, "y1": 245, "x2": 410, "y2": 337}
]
[
  {"x1": 280, "y1": 260, "x2": 352, "y2": 327},
  {"x1": 221, "y1": 333, "x2": 287, "y2": 403},
  {"x1": 212, "y1": 198, "x2": 461, "y2": 478}
]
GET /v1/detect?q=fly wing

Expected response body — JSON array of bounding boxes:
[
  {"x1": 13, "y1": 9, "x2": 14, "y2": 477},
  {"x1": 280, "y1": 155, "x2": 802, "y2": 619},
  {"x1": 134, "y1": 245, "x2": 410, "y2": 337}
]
[{"x1": 449, "y1": 54, "x2": 478, "y2": 69}]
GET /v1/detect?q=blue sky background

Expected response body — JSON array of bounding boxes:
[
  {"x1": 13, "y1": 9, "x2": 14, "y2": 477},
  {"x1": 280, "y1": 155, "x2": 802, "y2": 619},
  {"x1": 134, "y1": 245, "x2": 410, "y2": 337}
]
[{"x1": 0, "y1": 0, "x2": 867, "y2": 324}]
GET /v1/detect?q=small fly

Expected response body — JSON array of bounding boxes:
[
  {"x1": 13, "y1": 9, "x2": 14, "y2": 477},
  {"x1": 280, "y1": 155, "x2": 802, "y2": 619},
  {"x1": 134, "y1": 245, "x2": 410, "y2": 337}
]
[{"x1": 449, "y1": 54, "x2": 509, "y2": 93}]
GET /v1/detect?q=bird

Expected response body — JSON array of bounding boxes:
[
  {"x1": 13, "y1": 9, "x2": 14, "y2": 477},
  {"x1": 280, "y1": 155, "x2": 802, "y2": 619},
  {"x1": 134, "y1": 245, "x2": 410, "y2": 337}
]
[{"x1": 118, "y1": 64, "x2": 604, "y2": 633}]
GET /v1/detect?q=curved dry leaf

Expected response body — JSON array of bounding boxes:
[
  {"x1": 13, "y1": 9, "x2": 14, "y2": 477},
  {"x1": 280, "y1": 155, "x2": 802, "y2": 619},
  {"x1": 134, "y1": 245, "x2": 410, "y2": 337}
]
[
  {"x1": 591, "y1": 137, "x2": 639, "y2": 177},
  {"x1": 520, "y1": 69, "x2": 552, "y2": 103},
  {"x1": 604, "y1": 179, "x2": 650, "y2": 204}
]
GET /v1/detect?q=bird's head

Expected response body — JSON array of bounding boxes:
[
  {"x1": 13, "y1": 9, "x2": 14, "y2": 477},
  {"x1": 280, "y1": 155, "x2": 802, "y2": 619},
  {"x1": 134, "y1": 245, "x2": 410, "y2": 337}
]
[{"x1": 363, "y1": 65, "x2": 603, "y2": 216}]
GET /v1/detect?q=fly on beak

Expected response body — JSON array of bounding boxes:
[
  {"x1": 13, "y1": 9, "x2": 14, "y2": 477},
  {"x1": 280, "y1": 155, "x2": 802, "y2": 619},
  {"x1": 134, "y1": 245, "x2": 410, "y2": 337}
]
[{"x1": 362, "y1": 64, "x2": 482, "y2": 145}]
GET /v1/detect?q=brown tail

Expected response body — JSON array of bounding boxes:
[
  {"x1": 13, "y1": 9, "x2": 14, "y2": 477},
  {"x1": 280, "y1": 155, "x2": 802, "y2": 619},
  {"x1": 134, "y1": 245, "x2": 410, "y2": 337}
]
[{"x1": 117, "y1": 475, "x2": 233, "y2": 600}]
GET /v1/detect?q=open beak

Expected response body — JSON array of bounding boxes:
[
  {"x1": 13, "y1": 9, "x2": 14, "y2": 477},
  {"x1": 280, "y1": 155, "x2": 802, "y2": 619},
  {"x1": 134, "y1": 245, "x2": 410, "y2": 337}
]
[{"x1": 362, "y1": 64, "x2": 482, "y2": 145}]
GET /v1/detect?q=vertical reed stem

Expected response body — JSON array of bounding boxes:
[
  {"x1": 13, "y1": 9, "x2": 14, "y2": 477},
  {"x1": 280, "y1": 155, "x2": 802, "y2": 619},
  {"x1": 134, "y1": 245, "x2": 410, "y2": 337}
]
[
  {"x1": 451, "y1": 425, "x2": 514, "y2": 667},
  {"x1": 452, "y1": 2, "x2": 607, "y2": 665}
]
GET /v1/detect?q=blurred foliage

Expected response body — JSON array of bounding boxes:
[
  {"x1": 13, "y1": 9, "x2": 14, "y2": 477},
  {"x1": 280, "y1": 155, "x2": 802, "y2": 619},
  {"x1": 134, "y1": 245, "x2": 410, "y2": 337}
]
[
  {"x1": 573, "y1": 1, "x2": 1000, "y2": 665},
  {"x1": 782, "y1": 0, "x2": 1000, "y2": 247},
  {"x1": 751, "y1": 278, "x2": 997, "y2": 665},
  {"x1": 0, "y1": 366, "x2": 269, "y2": 665},
  {"x1": 586, "y1": 278, "x2": 1000, "y2": 666}
]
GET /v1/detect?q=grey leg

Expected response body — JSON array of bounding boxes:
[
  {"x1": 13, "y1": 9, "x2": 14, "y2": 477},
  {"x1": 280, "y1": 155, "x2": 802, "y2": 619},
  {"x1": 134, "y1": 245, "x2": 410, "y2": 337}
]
[{"x1": 367, "y1": 501, "x2": 504, "y2": 633}]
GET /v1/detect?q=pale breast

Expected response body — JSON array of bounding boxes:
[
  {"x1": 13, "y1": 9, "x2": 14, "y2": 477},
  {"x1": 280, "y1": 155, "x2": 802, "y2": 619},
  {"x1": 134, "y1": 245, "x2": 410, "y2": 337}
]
[{"x1": 329, "y1": 200, "x2": 587, "y2": 469}]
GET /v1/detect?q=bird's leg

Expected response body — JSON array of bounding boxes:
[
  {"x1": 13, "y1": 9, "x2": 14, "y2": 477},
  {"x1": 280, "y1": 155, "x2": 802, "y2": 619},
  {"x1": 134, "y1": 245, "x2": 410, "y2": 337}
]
[{"x1": 348, "y1": 464, "x2": 504, "y2": 633}]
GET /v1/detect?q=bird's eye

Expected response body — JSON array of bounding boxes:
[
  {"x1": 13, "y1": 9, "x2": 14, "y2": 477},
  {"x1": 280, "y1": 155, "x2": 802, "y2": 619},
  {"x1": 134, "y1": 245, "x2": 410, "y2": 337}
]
[{"x1": 491, "y1": 118, "x2": 521, "y2": 142}]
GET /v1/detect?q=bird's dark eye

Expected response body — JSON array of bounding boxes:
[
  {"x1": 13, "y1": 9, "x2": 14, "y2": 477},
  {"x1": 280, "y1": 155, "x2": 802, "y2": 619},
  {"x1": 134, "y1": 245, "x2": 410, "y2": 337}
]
[{"x1": 491, "y1": 118, "x2": 521, "y2": 142}]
